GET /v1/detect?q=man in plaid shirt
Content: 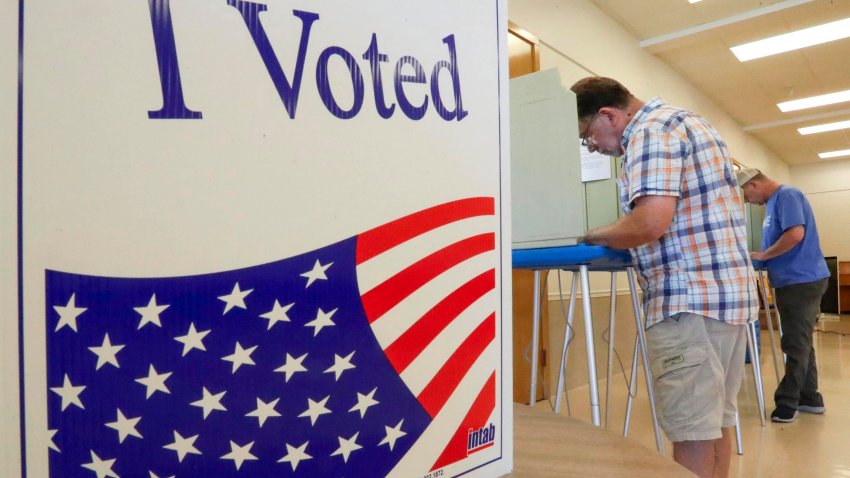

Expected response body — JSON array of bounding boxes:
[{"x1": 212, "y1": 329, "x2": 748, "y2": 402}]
[{"x1": 570, "y1": 77, "x2": 758, "y2": 478}]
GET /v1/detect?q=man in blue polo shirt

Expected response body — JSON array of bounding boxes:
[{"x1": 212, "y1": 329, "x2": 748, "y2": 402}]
[{"x1": 737, "y1": 168, "x2": 829, "y2": 423}]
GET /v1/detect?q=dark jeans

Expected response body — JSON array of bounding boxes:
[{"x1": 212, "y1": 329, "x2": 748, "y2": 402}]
[{"x1": 773, "y1": 278, "x2": 828, "y2": 408}]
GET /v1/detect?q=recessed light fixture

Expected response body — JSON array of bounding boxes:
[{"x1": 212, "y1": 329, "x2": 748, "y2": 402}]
[
  {"x1": 778, "y1": 89, "x2": 850, "y2": 112},
  {"x1": 731, "y1": 17, "x2": 850, "y2": 62},
  {"x1": 818, "y1": 149, "x2": 850, "y2": 159},
  {"x1": 688, "y1": 0, "x2": 703, "y2": 4},
  {"x1": 798, "y1": 119, "x2": 850, "y2": 135}
]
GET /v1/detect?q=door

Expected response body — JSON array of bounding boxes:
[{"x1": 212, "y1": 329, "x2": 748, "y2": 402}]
[{"x1": 508, "y1": 22, "x2": 550, "y2": 404}]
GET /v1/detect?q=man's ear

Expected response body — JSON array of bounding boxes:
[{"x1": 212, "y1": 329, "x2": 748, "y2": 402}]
[{"x1": 597, "y1": 106, "x2": 621, "y2": 127}]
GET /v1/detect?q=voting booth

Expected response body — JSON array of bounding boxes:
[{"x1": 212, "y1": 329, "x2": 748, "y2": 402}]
[
  {"x1": 507, "y1": 70, "x2": 665, "y2": 448},
  {"x1": 510, "y1": 69, "x2": 620, "y2": 250},
  {"x1": 510, "y1": 69, "x2": 586, "y2": 249}
]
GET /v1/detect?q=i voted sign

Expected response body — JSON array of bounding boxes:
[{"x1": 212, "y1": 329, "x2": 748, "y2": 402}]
[{"x1": 11, "y1": 1, "x2": 510, "y2": 478}]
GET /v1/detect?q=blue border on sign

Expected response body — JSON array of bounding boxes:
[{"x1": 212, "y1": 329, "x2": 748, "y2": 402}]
[
  {"x1": 495, "y1": 0, "x2": 505, "y2": 471},
  {"x1": 17, "y1": 0, "x2": 27, "y2": 476}
]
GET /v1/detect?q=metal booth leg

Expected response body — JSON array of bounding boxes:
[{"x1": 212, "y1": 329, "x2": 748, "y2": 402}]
[
  {"x1": 605, "y1": 272, "x2": 617, "y2": 429},
  {"x1": 735, "y1": 411, "x2": 743, "y2": 455},
  {"x1": 579, "y1": 265, "x2": 601, "y2": 427},
  {"x1": 757, "y1": 270, "x2": 782, "y2": 384},
  {"x1": 555, "y1": 272, "x2": 579, "y2": 414},
  {"x1": 530, "y1": 269, "x2": 542, "y2": 407},
  {"x1": 624, "y1": 333, "x2": 639, "y2": 436},
  {"x1": 746, "y1": 321, "x2": 767, "y2": 426},
  {"x1": 626, "y1": 267, "x2": 664, "y2": 454}
]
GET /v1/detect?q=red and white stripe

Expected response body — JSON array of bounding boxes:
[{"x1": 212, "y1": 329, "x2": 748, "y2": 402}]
[{"x1": 355, "y1": 197, "x2": 498, "y2": 417}]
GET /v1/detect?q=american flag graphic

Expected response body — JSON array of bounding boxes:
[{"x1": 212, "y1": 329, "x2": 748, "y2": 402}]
[{"x1": 45, "y1": 197, "x2": 500, "y2": 477}]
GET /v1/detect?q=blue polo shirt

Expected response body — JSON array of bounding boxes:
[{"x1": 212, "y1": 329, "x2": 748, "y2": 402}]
[{"x1": 762, "y1": 185, "x2": 829, "y2": 288}]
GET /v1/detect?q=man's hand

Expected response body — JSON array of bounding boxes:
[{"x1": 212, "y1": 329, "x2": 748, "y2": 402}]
[
  {"x1": 750, "y1": 251, "x2": 767, "y2": 261},
  {"x1": 578, "y1": 232, "x2": 600, "y2": 246}
]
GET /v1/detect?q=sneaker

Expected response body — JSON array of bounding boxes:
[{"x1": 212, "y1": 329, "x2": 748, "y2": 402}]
[
  {"x1": 797, "y1": 403, "x2": 826, "y2": 414},
  {"x1": 771, "y1": 404, "x2": 799, "y2": 423}
]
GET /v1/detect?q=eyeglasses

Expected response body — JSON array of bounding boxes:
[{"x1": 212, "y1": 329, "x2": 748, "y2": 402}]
[{"x1": 580, "y1": 112, "x2": 599, "y2": 148}]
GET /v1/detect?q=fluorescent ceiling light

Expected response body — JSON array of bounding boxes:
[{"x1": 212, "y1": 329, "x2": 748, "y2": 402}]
[
  {"x1": 688, "y1": 0, "x2": 703, "y2": 3},
  {"x1": 730, "y1": 17, "x2": 850, "y2": 61},
  {"x1": 778, "y1": 89, "x2": 850, "y2": 112},
  {"x1": 818, "y1": 149, "x2": 850, "y2": 159},
  {"x1": 798, "y1": 119, "x2": 850, "y2": 135}
]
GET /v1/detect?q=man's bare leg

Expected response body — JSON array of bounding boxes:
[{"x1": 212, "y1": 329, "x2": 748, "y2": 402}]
[
  {"x1": 713, "y1": 427, "x2": 733, "y2": 478},
  {"x1": 673, "y1": 439, "x2": 716, "y2": 478}
]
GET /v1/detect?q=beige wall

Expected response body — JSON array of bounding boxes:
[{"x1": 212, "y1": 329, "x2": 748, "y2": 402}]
[{"x1": 791, "y1": 159, "x2": 850, "y2": 260}]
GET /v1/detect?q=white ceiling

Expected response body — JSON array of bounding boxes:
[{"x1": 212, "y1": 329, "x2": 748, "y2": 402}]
[{"x1": 590, "y1": 0, "x2": 850, "y2": 165}]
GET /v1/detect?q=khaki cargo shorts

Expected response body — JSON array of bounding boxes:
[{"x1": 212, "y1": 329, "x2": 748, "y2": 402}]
[{"x1": 645, "y1": 312, "x2": 747, "y2": 442}]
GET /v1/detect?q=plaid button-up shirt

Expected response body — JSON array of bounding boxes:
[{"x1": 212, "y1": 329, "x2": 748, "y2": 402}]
[{"x1": 617, "y1": 97, "x2": 758, "y2": 328}]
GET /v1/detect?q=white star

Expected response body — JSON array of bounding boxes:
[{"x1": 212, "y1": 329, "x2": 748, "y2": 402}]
[
  {"x1": 298, "y1": 396, "x2": 331, "y2": 426},
  {"x1": 274, "y1": 353, "x2": 309, "y2": 382},
  {"x1": 324, "y1": 351, "x2": 355, "y2": 381},
  {"x1": 277, "y1": 441, "x2": 312, "y2": 471},
  {"x1": 277, "y1": 441, "x2": 313, "y2": 471},
  {"x1": 48, "y1": 429, "x2": 60, "y2": 452},
  {"x1": 88, "y1": 333, "x2": 125, "y2": 370},
  {"x1": 135, "y1": 364, "x2": 172, "y2": 399},
  {"x1": 174, "y1": 323, "x2": 210, "y2": 356},
  {"x1": 105, "y1": 409, "x2": 142, "y2": 443},
  {"x1": 245, "y1": 397, "x2": 281, "y2": 427},
  {"x1": 134, "y1": 294, "x2": 170, "y2": 329},
  {"x1": 149, "y1": 472, "x2": 175, "y2": 478},
  {"x1": 54, "y1": 293, "x2": 87, "y2": 332},
  {"x1": 81, "y1": 450, "x2": 119, "y2": 478},
  {"x1": 304, "y1": 307, "x2": 337, "y2": 336},
  {"x1": 349, "y1": 387, "x2": 379, "y2": 418},
  {"x1": 221, "y1": 440, "x2": 258, "y2": 470},
  {"x1": 330, "y1": 432, "x2": 362, "y2": 463},
  {"x1": 300, "y1": 260, "x2": 333, "y2": 288},
  {"x1": 50, "y1": 374, "x2": 85, "y2": 411},
  {"x1": 163, "y1": 430, "x2": 201, "y2": 462},
  {"x1": 379, "y1": 419, "x2": 407, "y2": 451},
  {"x1": 221, "y1": 342, "x2": 257, "y2": 373},
  {"x1": 259, "y1": 300, "x2": 294, "y2": 329},
  {"x1": 218, "y1": 282, "x2": 253, "y2": 315},
  {"x1": 190, "y1": 387, "x2": 227, "y2": 419}
]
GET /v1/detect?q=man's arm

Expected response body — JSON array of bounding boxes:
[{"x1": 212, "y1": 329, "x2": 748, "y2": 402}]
[
  {"x1": 750, "y1": 225, "x2": 804, "y2": 261},
  {"x1": 579, "y1": 195, "x2": 676, "y2": 249}
]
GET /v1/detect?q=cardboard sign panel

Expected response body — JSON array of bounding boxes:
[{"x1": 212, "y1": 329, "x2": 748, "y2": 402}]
[{"x1": 6, "y1": 1, "x2": 511, "y2": 477}]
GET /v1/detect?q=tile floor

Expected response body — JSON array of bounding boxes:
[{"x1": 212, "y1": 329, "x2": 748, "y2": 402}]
[{"x1": 546, "y1": 315, "x2": 850, "y2": 478}]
